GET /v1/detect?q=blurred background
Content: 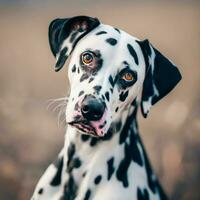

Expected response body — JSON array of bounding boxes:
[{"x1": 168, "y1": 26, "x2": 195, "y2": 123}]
[{"x1": 0, "y1": 0, "x2": 199, "y2": 199}]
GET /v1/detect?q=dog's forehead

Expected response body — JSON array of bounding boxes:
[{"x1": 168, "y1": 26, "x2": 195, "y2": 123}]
[{"x1": 72, "y1": 24, "x2": 143, "y2": 70}]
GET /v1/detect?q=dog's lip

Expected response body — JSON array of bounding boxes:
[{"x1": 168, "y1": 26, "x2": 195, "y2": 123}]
[{"x1": 68, "y1": 120, "x2": 97, "y2": 136}]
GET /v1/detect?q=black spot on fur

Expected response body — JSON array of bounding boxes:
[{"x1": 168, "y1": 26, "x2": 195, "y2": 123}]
[
  {"x1": 123, "y1": 61, "x2": 129, "y2": 66},
  {"x1": 50, "y1": 156, "x2": 63, "y2": 186},
  {"x1": 142, "y1": 146, "x2": 157, "y2": 194},
  {"x1": 136, "y1": 40, "x2": 152, "y2": 68},
  {"x1": 82, "y1": 171, "x2": 87, "y2": 177},
  {"x1": 81, "y1": 134, "x2": 90, "y2": 141},
  {"x1": 116, "y1": 144, "x2": 131, "y2": 187},
  {"x1": 88, "y1": 77, "x2": 94, "y2": 83},
  {"x1": 127, "y1": 44, "x2": 139, "y2": 65},
  {"x1": 78, "y1": 90, "x2": 84, "y2": 97},
  {"x1": 114, "y1": 28, "x2": 120, "y2": 33},
  {"x1": 62, "y1": 175, "x2": 77, "y2": 200},
  {"x1": 116, "y1": 110, "x2": 141, "y2": 188},
  {"x1": 115, "y1": 107, "x2": 119, "y2": 112},
  {"x1": 62, "y1": 143, "x2": 81, "y2": 199},
  {"x1": 93, "y1": 85, "x2": 102, "y2": 93},
  {"x1": 132, "y1": 141, "x2": 143, "y2": 167},
  {"x1": 96, "y1": 31, "x2": 107, "y2": 35},
  {"x1": 80, "y1": 73, "x2": 89, "y2": 82},
  {"x1": 55, "y1": 47, "x2": 68, "y2": 72},
  {"x1": 110, "y1": 88, "x2": 113, "y2": 93},
  {"x1": 113, "y1": 121, "x2": 122, "y2": 132},
  {"x1": 84, "y1": 189, "x2": 91, "y2": 200},
  {"x1": 137, "y1": 188, "x2": 150, "y2": 200},
  {"x1": 109, "y1": 75, "x2": 115, "y2": 87},
  {"x1": 38, "y1": 188, "x2": 43, "y2": 194},
  {"x1": 101, "y1": 95, "x2": 105, "y2": 101},
  {"x1": 131, "y1": 98, "x2": 137, "y2": 107},
  {"x1": 92, "y1": 50, "x2": 103, "y2": 74},
  {"x1": 138, "y1": 129, "x2": 166, "y2": 197},
  {"x1": 72, "y1": 64, "x2": 76, "y2": 72},
  {"x1": 67, "y1": 143, "x2": 75, "y2": 166},
  {"x1": 105, "y1": 91, "x2": 110, "y2": 101},
  {"x1": 107, "y1": 157, "x2": 115, "y2": 180},
  {"x1": 94, "y1": 175, "x2": 102, "y2": 185},
  {"x1": 90, "y1": 137, "x2": 98, "y2": 146},
  {"x1": 139, "y1": 68, "x2": 154, "y2": 112},
  {"x1": 102, "y1": 129, "x2": 114, "y2": 141},
  {"x1": 67, "y1": 157, "x2": 82, "y2": 173},
  {"x1": 119, "y1": 91, "x2": 129, "y2": 102},
  {"x1": 99, "y1": 124, "x2": 103, "y2": 129},
  {"x1": 106, "y1": 38, "x2": 117, "y2": 46},
  {"x1": 119, "y1": 109, "x2": 137, "y2": 144},
  {"x1": 77, "y1": 68, "x2": 80, "y2": 73}
]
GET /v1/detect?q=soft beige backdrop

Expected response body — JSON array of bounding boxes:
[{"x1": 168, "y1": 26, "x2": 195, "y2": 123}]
[{"x1": 0, "y1": 1, "x2": 199, "y2": 199}]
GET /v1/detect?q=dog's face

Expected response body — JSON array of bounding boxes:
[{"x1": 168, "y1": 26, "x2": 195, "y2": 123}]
[
  {"x1": 49, "y1": 16, "x2": 181, "y2": 137},
  {"x1": 66, "y1": 25, "x2": 146, "y2": 137}
]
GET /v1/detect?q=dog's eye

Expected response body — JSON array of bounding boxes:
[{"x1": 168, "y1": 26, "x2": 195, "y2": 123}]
[
  {"x1": 118, "y1": 69, "x2": 137, "y2": 89},
  {"x1": 81, "y1": 52, "x2": 94, "y2": 65},
  {"x1": 122, "y1": 72, "x2": 134, "y2": 82}
]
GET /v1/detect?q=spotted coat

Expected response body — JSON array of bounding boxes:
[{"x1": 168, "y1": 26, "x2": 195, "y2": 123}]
[{"x1": 31, "y1": 16, "x2": 181, "y2": 200}]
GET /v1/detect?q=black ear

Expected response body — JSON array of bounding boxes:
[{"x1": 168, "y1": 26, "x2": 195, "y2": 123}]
[
  {"x1": 136, "y1": 39, "x2": 182, "y2": 118},
  {"x1": 48, "y1": 16, "x2": 100, "y2": 72}
]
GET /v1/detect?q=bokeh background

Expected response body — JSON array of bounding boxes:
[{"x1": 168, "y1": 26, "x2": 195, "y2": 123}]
[{"x1": 0, "y1": 0, "x2": 200, "y2": 199}]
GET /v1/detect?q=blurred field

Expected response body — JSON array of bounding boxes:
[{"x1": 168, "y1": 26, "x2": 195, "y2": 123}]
[{"x1": 0, "y1": 1, "x2": 200, "y2": 199}]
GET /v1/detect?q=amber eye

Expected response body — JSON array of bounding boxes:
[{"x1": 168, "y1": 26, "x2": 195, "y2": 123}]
[
  {"x1": 122, "y1": 72, "x2": 134, "y2": 81},
  {"x1": 82, "y1": 52, "x2": 94, "y2": 65}
]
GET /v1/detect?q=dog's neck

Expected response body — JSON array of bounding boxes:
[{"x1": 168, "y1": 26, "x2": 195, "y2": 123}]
[{"x1": 64, "y1": 103, "x2": 145, "y2": 183}]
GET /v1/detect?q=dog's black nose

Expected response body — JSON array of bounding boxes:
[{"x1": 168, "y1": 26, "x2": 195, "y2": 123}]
[{"x1": 81, "y1": 96, "x2": 105, "y2": 121}]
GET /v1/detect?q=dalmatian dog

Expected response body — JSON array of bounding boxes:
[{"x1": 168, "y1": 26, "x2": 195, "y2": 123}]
[{"x1": 31, "y1": 16, "x2": 181, "y2": 200}]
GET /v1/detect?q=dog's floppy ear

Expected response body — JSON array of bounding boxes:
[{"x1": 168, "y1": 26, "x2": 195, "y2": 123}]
[
  {"x1": 136, "y1": 39, "x2": 182, "y2": 118},
  {"x1": 48, "y1": 16, "x2": 100, "y2": 72}
]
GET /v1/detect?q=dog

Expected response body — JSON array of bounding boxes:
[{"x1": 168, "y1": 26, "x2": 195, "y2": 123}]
[{"x1": 31, "y1": 16, "x2": 181, "y2": 200}]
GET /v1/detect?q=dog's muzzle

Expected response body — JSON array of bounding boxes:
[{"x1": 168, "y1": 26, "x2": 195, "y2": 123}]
[{"x1": 68, "y1": 95, "x2": 106, "y2": 137}]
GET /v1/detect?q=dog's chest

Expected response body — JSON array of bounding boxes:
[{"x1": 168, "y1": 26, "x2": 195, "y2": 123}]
[{"x1": 64, "y1": 129, "x2": 161, "y2": 200}]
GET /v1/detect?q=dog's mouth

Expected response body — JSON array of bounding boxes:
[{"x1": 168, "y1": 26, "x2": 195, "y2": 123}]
[{"x1": 68, "y1": 120, "x2": 98, "y2": 137}]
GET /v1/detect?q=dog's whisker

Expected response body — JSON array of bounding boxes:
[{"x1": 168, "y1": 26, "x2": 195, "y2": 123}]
[
  {"x1": 48, "y1": 97, "x2": 69, "y2": 102},
  {"x1": 47, "y1": 102, "x2": 66, "y2": 113},
  {"x1": 45, "y1": 96, "x2": 68, "y2": 127},
  {"x1": 52, "y1": 103, "x2": 67, "y2": 112},
  {"x1": 58, "y1": 115, "x2": 66, "y2": 128},
  {"x1": 60, "y1": 116, "x2": 67, "y2": 127},
  {"x1": 63, "y1": 123, "x2": 68, "y2": 130},
  {"x1": 57, "y1": 107, "x2": 66, "y2": 127},
  {"x1": 46, "y1": 96, "x2": 69, "y2": 111}
]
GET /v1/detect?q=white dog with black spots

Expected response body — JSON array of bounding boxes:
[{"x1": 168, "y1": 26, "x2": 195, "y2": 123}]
[{"x1": 31, "y1": 16, "x2": 181, "y2": 200}]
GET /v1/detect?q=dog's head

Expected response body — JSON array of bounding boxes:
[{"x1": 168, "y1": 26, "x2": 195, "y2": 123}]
[{"x1": 49, "y1": 16, "x2": 181, "y2": 137}]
